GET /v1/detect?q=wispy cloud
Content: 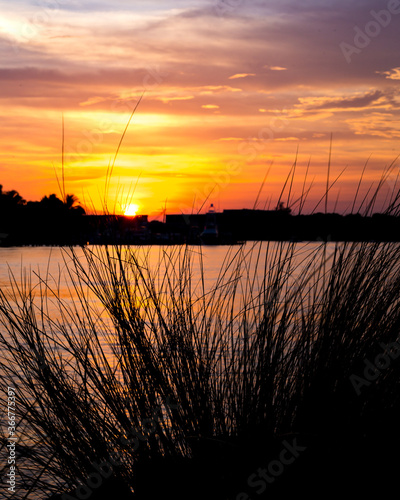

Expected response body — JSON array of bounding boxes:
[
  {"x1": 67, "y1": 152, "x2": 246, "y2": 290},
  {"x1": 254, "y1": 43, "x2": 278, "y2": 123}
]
[
  {"x1": 80, "y1": 96, "x2": 110, "y2": 107},
  {"x1": 298, "y1": 90, "x2": 385, "y2": 111},
  {"x1": 157, "y1": 96, "x2": 195, "y2": 104},
  {"x1": 264, "y1": 66, "x2": 287, "y2": 71},
  {"x1": 376, "y1": 68, "x2": 400, "y2": 81},
  {"x1": 346, "y1": 112, "x2": 400, "y2": 139},
  {"x1": 229, "y1": 73, "x2": 256, "y2": 79}
]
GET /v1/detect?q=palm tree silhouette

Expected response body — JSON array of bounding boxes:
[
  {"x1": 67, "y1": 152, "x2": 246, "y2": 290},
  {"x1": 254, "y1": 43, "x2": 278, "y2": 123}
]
[
  {"x1": 39, "y1": 193, "x2": 85, "y2": 215},
  {"x1": 65, "y1": 194, "x2": 78, "y2": 209},
  {"x1": 0, "y1": 186, "x2": 26, "y2": 208},
  {"x1": 64, "y1": 194, "x2": 85, "y2": 215}
]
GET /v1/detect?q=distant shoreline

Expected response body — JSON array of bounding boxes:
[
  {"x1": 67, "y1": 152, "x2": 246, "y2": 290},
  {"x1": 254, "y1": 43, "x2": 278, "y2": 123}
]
[{"x1": 1, "y1": 210, "x2": 400, "y2": 246}]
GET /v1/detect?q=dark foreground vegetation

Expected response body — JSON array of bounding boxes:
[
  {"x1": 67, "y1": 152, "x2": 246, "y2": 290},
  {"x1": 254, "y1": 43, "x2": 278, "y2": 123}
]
[{"x1": 1, "y1": 230, "x2": 400, "y2": 498}]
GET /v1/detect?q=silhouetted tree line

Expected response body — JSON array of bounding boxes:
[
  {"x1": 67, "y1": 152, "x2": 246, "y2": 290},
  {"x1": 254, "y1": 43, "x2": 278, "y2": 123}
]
[
  {"x1": 0, "y1": 186, "x2": 87, "y2": 245},
  {"x1": 2, "y1": 184, "x2": 400, "y2": 246}
]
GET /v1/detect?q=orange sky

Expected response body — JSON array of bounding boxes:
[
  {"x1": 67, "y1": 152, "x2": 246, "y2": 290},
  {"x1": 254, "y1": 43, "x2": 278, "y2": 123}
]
[{"x1": 1, "y1": 1, "x2": 400, "y2": 218}]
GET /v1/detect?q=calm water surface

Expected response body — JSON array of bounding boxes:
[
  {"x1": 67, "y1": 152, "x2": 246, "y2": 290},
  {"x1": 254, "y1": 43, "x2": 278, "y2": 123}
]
[
  {"x1": 0, "y1": 241, "x2": 332, "y2": 332},
  {"x1": 0, "y1": 242, "x2": 329, "y2": 290},
  {"x1": 0, "y1": 241, "x2": 345, "y2": 498}
]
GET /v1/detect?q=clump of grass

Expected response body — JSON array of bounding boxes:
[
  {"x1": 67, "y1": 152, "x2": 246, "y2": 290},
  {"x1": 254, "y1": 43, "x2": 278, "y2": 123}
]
[{"x1": 1, "y1": 194, "x2": 400, "y2": 498}]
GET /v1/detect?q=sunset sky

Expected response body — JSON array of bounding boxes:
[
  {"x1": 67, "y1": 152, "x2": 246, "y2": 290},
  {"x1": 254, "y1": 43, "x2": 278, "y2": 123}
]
[{"x1": 1, "y1": 0, "x2": 400, "y2": 218}]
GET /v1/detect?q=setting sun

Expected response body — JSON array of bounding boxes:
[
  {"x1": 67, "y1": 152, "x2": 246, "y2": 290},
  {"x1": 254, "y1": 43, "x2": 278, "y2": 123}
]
[{"x1": 124, "y1": 203, "x2": 139, "y2": 216}]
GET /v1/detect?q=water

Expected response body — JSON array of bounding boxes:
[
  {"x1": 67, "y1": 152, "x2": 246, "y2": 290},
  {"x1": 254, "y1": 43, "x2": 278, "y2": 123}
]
[
  {"x1": 0, "y1": 242, "x2": 335, "y2": 499},
  {"x1": 0, "y1": 241, "x2": 335, "y2": 339},
  {"x1": 0, "y1": 245, "x2": 240, "y2": 295},
  {"x1": 0, "y1": 242, "x2": 328, "y2": 288},
  {"x1": 0, "y1": 241, "x2": 333, "y2": 389},
  {"x1": 1, "y1": 241, "x2": 399, "y2": 499}
]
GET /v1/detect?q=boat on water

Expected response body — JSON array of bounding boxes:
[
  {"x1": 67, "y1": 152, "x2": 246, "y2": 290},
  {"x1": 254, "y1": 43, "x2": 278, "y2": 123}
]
[{"x1": 201, "y1": 204, "x2": 219, "y2": 245}]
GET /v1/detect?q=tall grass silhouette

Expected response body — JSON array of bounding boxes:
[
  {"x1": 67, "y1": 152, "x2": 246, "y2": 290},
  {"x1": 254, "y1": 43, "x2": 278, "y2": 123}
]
[
  {"x1": 1, "y1": 110, "x2": 400, "y2": 497},
  {"x1": 1, "y1": 221, "x2": 400, "y2": 498}
]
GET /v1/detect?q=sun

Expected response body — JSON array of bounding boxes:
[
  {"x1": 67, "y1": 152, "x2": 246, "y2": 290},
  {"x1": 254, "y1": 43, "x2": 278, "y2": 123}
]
[{"x1": 124, "y1": 203, "x2": 139, "y2": 216}]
